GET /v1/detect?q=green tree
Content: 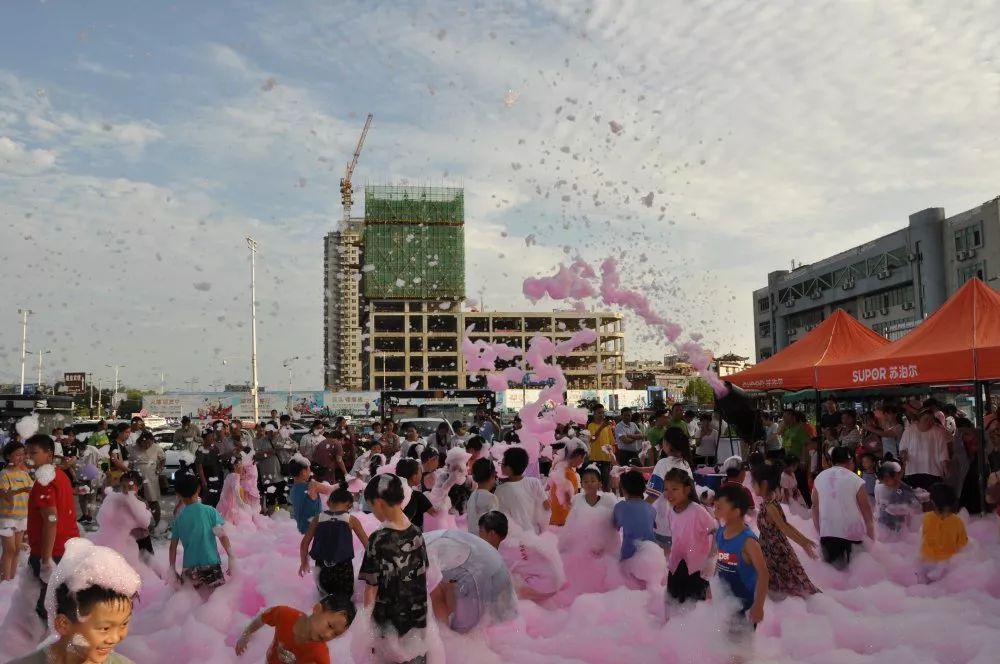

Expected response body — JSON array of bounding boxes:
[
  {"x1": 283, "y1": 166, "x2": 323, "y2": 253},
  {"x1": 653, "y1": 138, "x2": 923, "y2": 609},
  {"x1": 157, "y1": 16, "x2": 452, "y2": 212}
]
[{"x1": 684, "y1": 377, "x2": 716, "y2": 406}]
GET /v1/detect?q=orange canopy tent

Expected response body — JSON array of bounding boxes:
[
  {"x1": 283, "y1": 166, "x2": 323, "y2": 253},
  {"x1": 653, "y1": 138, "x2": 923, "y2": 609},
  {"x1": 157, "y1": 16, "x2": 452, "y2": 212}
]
[
  {"x1": 727, "y1": 309, "x2": 889, "y2": 391},
  {"x1": 817, "y1": 278, "x2": 1000, "y2": 390}
]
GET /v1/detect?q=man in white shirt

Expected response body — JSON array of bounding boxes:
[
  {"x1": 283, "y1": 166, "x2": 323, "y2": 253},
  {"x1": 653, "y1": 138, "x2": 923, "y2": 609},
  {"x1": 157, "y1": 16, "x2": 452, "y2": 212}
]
[
  {"x1": 694, "y1": 414, "x2": 720, "y2": 465},
  {"x1": 899, "y1": 409, "x2": 951, "y2": 490},
  {"x1": 763, "y1": 413, "x2": 782, "y2": 454},
  {"x1": 613, "y1": 408, "x2": 643, "y2": 466},
  {"x1": 297, "y1": 420, "x2": 325, "y2": 460},
  {"x1": 811, "y1": 446, "x2": 874, "y2": 569}
]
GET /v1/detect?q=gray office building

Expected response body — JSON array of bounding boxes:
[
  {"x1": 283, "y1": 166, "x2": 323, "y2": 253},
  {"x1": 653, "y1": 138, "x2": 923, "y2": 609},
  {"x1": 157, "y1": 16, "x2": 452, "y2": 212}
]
[{"x1": 752, "y1": 196, "x2": 1000, "y2": 361}]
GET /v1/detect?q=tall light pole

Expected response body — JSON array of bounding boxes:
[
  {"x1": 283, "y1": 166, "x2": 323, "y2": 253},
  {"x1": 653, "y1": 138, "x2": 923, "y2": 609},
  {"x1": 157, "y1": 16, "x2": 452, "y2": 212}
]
[
  {"x1": 17, "y1": 308, "x2": 33, "y2": 395},
  {"x1": 151, "y1": 368, "x2": 166, "y2": 394},
  {"x1": 28, "y1": 350, "x2": 51, "y2": 394},
  {"x1": 96, "y1": 376, "x2": 103, "y2": 418},
  {"x1": 282, "y1": 356, "x2": 299, "y2": 414},
  {"x1": 87, "y1": 372, "x2": 94, "y2": 411},
  {"x1": 105, "y1": 364, "x2": 125, "y2": 395},
  {"x1": 247, "y1": 237, "x2": 261, "y2": 422}
]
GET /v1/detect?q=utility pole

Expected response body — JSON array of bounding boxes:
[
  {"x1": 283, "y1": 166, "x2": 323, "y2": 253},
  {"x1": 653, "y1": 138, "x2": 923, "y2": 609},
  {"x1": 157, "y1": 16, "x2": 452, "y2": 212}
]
[
  {"x1": 159, "y1": 372, "x2": 165, "y2": 394},
  {"x1": 88, "y1": 372, "x2": 94, "y2": 411},
  {"x1": 96, "y1": 377, "x2": 103, "y2": 418},
  {"x1": 17, "y1": 308, "x2": 32, "y2": 395},
  {"x1": 283, "y1": 356, "x2": 299, "y2": 414},
  {"x1": 247, "y1": 237, "x2": 261, "y2": 421},
  {"x1": 105, "y1": 364, "x2": 125, "y2": 395},
  {"x1": 28, "y1": 350, "x2": 51, "y2": 394}
]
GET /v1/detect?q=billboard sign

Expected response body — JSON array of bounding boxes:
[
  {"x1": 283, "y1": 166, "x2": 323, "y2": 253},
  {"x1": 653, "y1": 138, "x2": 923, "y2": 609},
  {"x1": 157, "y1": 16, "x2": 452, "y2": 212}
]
[{"x1": 63, "y1": 373, "x2": 87, "y2": 395}]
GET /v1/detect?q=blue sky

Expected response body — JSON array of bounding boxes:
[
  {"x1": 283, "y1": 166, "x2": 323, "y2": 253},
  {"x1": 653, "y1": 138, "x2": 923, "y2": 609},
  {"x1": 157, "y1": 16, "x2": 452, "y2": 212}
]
[{"x1": 3, "y1": 0, "x2": 1000, "y2": 391}]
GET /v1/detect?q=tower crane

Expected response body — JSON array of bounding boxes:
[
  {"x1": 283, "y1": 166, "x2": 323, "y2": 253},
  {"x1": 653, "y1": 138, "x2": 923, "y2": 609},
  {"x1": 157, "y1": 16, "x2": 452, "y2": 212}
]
[{"x1": 340, "y1": 113, "x2": 373, "y2": 227}]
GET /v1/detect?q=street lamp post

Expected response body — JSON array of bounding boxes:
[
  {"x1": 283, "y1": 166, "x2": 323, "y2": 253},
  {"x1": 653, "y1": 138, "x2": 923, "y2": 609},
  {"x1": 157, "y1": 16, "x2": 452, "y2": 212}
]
[
  {"x1": 283, "y1": 356, "x2": 300, "y2": 414},
  {"x1": 96, "y1": 377, "x2": 103, "y2": 418},
  {"x1": 88, "y1": 372, "x2": 94, "y2": 411},
  {"x1": 247, "y1": 237, "x2": 261, "y2": 422},
  {"x1": 28, "y1": 350, "x2": 51, "y2": 394},
  {"x1": 17, "y1": 308, "x2": 33, "y2": 395}
]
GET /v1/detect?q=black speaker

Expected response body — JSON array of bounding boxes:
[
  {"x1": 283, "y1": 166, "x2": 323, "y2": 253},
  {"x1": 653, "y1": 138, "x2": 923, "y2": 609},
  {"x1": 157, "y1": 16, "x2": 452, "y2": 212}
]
[{"x1": 714, "y1": 381, "x2": 765, "y2": 445}]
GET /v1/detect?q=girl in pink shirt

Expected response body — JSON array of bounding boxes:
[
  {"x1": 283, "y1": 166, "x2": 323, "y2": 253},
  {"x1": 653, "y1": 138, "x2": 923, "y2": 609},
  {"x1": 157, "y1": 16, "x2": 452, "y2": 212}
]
[{"x1": 663, "y1": 468, "x2": 717, "y2": 605}]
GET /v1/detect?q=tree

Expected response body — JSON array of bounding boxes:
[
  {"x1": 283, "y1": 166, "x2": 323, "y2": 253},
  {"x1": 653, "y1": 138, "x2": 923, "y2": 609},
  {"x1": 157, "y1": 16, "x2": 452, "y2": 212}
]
[
  {"x1": 576, "y1": 397, "x2": 602, "y2": 412},
  {"x1": 684, "y1": 377, "x2": 716, "y2": 406}
]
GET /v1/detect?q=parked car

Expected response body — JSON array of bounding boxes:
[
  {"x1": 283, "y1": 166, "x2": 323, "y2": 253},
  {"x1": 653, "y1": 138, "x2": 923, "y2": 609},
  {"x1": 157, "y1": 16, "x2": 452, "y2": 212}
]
[{"x1": 398, "y1": 417, "x2": 453, "y2": 438}]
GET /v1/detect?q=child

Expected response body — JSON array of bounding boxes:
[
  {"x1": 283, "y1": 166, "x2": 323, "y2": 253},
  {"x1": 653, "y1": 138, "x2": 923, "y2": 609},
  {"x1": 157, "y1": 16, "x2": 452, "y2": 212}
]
[
  {"x1": 359, "y1": 474, "x2": 429, "y2": 664},
  {"x1": 749, "y1": 463, "x2": 820, "y2": 598},
  {"x1": 612, "y1": 470, "x2": 657, "y2": 561},
  {"x1": 495, "y1": 447, "x2": 550, "y2": 535},
  {"x1": 94, "y1": 470, "x2": 155, "y2": 559},
  {"x1": 216, "y1": 450, "x2": 261, "y2": 527},
  {"x1": 859, "y1": 453, "x2": 878, "y2": 502},
  {"x1": 396, "y1": 459, "x2": 436, "y2": 531},
  {"x1": 169, "y1": 473, "x2": 235, "y2": 590},
  {"x1": 645, "y1": 429, "x2": 692, "y2": 550},
  {"x1": 920, "y1": 483, "x2": 969, "y2": 582},
  {"x1": 663, "y1": 468, "x2": 716, "y2": 604},
  {"x1": 25, "y1": 434, "x2": 81, "y2": 622},
  {"x1": 466, "y1": 458, "x2": 500, "y2": 535},
  {"x1": 0, "y1": 440, "x2": 33, "y2": 582},
  {"x1": 874, "y1": 461, "x2": 922, "y2": 542},
  {"x1": 720, "y1": 456, "x2": 756, "y2": 518},
  {"x1": 9, "y1": 539, "x2": 141, "y2": 664},
  {"x1": 288, "y1": 457, "x2": 322, "y2": 536},
  {"x1": 419, "y1": 447, "x2": 440, "y2": 492},
  {"x1": 714, "y1": 484, "x2": 769, "y2": 629},
  {"x1": 299, "y1": 481, "x2": 369, "y2": 598},
  {"x1": 235, "y1": 594, "x2": 357, "y2": 664},
  {"x1": 549, "y1": 446, "x2": 585, "y2": 526}
]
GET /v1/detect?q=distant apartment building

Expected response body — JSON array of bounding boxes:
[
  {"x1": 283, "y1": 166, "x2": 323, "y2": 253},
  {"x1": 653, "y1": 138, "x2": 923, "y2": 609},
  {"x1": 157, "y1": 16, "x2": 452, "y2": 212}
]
[{"x1": 752, "y1": 197, "x2": 1000, "y2": 361}]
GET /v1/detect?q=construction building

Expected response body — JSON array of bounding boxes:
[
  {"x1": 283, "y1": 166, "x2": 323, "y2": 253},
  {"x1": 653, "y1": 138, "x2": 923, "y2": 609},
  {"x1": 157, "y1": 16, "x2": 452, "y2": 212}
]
[
  {"x1": 752, "y1": 196, "x2": 1000, "y2": 361},
  {"x1": 365, "y1": 307, "x2": 624, "y2": 390},
  {"x1": 325, "y1": 183, "x2": 626, "y2": 391}
]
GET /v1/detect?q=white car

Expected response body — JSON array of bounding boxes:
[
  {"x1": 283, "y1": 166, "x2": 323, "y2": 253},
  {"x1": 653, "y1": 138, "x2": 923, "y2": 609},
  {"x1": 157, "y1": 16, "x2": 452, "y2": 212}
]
[{"x1": 398, "y1": 417, "x2": 454, "y2": 438}]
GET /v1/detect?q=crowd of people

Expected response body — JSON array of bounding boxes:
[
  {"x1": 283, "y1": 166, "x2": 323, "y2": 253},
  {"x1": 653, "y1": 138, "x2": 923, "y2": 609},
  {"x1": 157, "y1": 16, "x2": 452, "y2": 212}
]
[{"x1": 0, "y1": 394, "x2": 996, "y2": 663}]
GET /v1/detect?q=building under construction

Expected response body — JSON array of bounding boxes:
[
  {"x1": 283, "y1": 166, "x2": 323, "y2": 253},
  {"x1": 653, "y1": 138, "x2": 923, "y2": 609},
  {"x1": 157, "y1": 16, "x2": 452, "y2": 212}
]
[{"x1": 324, "y1": 182, "x2": 626, "y2": 391}]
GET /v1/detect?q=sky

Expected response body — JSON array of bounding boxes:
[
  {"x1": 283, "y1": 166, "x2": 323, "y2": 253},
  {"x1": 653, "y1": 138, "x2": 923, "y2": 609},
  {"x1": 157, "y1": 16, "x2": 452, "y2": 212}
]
[{"x1": 3, "y1": 0, "x2": 1000, "y2": 392}]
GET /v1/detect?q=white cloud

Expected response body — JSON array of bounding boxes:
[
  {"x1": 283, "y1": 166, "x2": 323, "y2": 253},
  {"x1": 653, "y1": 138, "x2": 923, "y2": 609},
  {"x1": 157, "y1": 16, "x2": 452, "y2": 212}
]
[
  {"x1": 75, "y1": 57, "x2": 133, "y2": 80},
  {"x1": 0, "y1": 136, "x2": 56, "y2": 175}
]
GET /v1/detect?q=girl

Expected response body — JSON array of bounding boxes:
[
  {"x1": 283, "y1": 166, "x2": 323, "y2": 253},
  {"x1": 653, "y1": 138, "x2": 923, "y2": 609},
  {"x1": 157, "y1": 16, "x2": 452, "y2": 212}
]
[
  {"x1": 874, "y1": 461, "x2": 922, "y2": 542},
  {"x1": 778, "y1": 455, "x2": 810, "y2": 519},
  {"x1": 564, "y1": 464, "x2": 619, "y2": 553},
  {"x1": 749, "y1": 463, "x2": 820, "y2": 598},
  {"x1": 359, "y1": 474, "x2": 429, "y2": 664},
  {"x1": 235, "y1": 594, "x2": 356, "y2": 664},
  {"x1": 131, "y1": 431, "x2": 166, "y2": 528},
  {"x1": 0, "y1": 441, "x2": 32, "y2": 582},
  {"x1": 217, "y1": 450, "x2": 262, "y2": 526},
  {"x1": 859, "y1": 453, "x2": 879, "y2": 503},
  {"x1": 920, "y1": 483, "x2": 968, "y2": 582},
  {"x1": 644, "y1": 429, "x2": 693, "y2": 551},
  {"x1": 299, "y1": 481, "x2": 369, "y2": 598},
  {"x1": 663, "y1": 468, "x2": 716, "y2": 605}
]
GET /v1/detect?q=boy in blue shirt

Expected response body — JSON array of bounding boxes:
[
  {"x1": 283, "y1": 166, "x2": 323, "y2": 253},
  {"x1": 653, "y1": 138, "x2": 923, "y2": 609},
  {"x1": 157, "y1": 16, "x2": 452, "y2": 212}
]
[
  {"x1": 713, "y1": 483, "x2": 769, "y2": 632},
  {"x1": 169, "y1": 473, "x2": 235, "y2": 590},
  {"x1": 613, "y1": 470, "x2": 657, "y2": 560},
  {"x1": 288, "y1": 456, "x2": 322, "y2": 535}
]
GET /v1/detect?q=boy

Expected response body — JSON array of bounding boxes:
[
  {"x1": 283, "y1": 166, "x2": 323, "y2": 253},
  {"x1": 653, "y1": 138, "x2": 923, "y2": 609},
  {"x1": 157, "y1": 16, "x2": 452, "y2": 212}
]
[
  {"x1": 920, "y1": 483, "x2": 968, "y2": 582},
  {"x1": 466, "y1": 458, "x2": 499, "y2": 535},
  {"x1": 479, "y1": 510, "x2": 565, "y2": 600},
  {"x1": 714, "y1": 484, "x2": 769, "y2": 631},
  {"x1": 24, "y1": 434, "x2": 80, "y2": 622},
  {"x1": 549, "y1": 446, "x2": 586, "y2": 526},
  {"x1": 396, "y1": 458, "x2": 436, "y2": 530},
  {"x1": 288, "y1": 457, "x2": 322, "y2": 535},
  {"x1": 235, "y1": 594, "x2": 356, "y2": 663},
  {"x1": 612, "y1": 470, "x2": 657, "y2": 561},
  {"x1": 495, "y1": 447, "x2": 550, "y2": 535},
  {"x1": 720, "y1": 456, "x2": 756, "y2": 518},
  {"x1": 9, "y1": 539, "x2": 141, "y2": 664},
  {"x1": 169, "y1": 473, "x2": 235, "y2": 589},
  {"x1": 360, "y1": 474, "x2": 429, "y2": 664}
]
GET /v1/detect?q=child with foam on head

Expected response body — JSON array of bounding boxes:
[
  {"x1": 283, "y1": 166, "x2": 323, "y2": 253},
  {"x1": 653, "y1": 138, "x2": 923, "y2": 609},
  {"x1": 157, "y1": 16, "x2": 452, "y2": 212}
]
[
  {"x1": 466, "y1": 458, "x2": 499, "y2": 535},
  {"x1": 713, "y1": 483, "x2": 769, "y2": 635},
  {"x1": 920, "y1": 483, "x2": 969, "y2": 582},
  {"x1": 235, "y1": 594, "x2": 356, "y2": 664},
  {"x1": 1, "y1": 440, "x2": 33, "y2": 582},
  {"x1": 24, "y1": 434, "x2": 81, "y2": 623},
  {"x1": 299, "y1": 480, "x2": 369, "y2": 598},
  {"x1": 235, "y1": 594, "x2": 355, "y2": 664},
  {"x1": 359, "y1": 473, "x2": 430, "y2": 664},
  {"x1": 495, "y1": 447, "x2": 550, "y2": 535},
  {"x1": 216, "y1": 448, "x2": 262, "y2": 527},
  {"x1": 92, "y1": 471, "x2": 154, "y2": 564},
  {"x1": 644, "y1": 429, "x2": 693, "y2": 551},
  {"x1": 8, "y1": 538, "x2": 141, "y2": 664},
  {"x1": 662, "y1": 468, "x2": 717, "y2": 606},
  {"x1": 749, "y1": 463, "x2": 820, "y2": 598},
  {"x1": 169, "y1": 473, "x2": 235, "y2": 590},
  {"x1": 479, "y1": 510, "x2": 566, "y2": 600},
  {"x1": 874, "y1": 461, "x2": 923, "y2": 542}
]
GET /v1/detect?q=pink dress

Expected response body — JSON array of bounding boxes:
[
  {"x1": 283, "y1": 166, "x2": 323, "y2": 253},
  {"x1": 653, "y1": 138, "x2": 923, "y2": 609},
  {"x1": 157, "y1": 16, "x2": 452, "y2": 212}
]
[{"x1": 217, "y1": 463, "x2": 261, "y2": 527}]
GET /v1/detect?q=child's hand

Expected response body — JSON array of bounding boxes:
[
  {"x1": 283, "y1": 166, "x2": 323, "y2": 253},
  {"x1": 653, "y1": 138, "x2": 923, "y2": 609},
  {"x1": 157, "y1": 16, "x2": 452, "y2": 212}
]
[
  {"x1": 226, "y1": 560, "x2": 236, "y2": 576},
  {"x1": 748, "y1": 604, "x2": 764, "y2": 624},
  {"x1": 802, "y1": 539, "x2": 819, "y2": 560},
  {"x1": 235, "y1": 634, "x2": 250, "y2": 656},
  {"x1": 298, "y1": 561, "x2": 310, "y2": 577}
]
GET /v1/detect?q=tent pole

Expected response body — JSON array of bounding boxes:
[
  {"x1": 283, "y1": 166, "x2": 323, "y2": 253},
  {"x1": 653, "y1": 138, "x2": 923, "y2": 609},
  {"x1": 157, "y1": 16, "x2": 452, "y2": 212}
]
[{"x1": 974, "y1": 381, "x2": 988, "y2": 514}]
